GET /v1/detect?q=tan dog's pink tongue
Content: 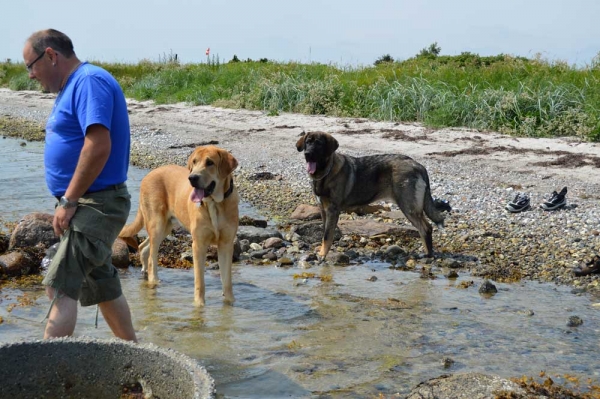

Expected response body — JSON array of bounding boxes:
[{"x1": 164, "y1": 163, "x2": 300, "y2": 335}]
[
  {"x1": 307, "y1": 161, "x2": 317, "y2": 174},
  {"x1": 190, "y1": 188, "x2": 205, "y2": 203}
]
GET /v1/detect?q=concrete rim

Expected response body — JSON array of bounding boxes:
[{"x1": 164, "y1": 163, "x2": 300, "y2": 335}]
[{"x1": 0, "y1": 336, "x2": 215, "y2": 399}]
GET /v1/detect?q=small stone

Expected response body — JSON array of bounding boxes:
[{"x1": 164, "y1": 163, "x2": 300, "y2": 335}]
[
  {"x1": 446, "y1": 270, "x2": 459, "y2": 279},
  {"x1": 278, "y1": 257, "x2": 294, "y2": 266},
  {"x1": 250, "y1": 243, "x2": 262, "y2": 251},
  {"x1": 441, "y1": 357, "x2": 455, "y2": 369},
  {"x1": 478, "y1": 280, "x2": 498, "y2": 294},
  {"x1": 567, "y1": 316, "x2": 583, "y2": 327}
]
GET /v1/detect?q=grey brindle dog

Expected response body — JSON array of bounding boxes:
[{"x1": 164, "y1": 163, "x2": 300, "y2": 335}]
[{"x1": 296, "y1": 131, "x2": 451, "y2": 258}]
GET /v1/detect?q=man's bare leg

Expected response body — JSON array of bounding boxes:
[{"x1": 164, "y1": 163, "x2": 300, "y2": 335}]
[
  {"x1": 99, "y1": 295, "x2": 137, "y2": 342},
  {"x1": 44, "y1": 287, "x2": 78, "y2": 339}
]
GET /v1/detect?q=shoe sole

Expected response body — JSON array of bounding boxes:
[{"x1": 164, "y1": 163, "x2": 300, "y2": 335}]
[
  {"x1": 541, "y1": 201, "x2": 566, "y2": 211},
  {"x1": 506, "y1": 204, "x2": 531, "y2": 213}
]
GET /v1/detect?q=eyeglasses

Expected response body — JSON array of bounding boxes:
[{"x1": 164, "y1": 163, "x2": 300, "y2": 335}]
[{"x1": 26, "y1": 52, "x2": 45, "y2": 72}]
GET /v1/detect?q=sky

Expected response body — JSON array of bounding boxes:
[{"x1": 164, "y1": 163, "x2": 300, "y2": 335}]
[{"x1": 3, "y1": 0, "x2": 599, "y2": 67}]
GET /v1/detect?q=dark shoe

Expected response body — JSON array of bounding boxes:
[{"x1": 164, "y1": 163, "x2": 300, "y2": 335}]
[
  {"x1": 574, "y1": 255, "x2": 600, "y2": 277},
  {"x1": 541, "y1": 187, "x2": 567, "y2": 210},
  {"x1": 506, "y1": 193, "x2": 530, "y2": 213}
]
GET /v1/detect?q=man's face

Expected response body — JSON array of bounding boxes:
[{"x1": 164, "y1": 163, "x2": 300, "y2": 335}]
[{"x1": 22, "y1": 42, "x2": 58, "y2": 93}]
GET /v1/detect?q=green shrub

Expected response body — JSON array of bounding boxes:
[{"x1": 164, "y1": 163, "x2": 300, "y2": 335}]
[{"x1": 8, "y1": 73, "x2": 40, "y2": 91}]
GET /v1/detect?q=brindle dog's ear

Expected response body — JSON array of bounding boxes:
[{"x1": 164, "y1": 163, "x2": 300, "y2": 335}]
[
  {"x1": 219, "y1": 149, "x2": 238, "y2": 177},
  {"x1": 296, "y1": 133, "x2": 307, "y2": 152},
  {"x1": 326, "y1": 134, "x2": 339, "y2": 155}
]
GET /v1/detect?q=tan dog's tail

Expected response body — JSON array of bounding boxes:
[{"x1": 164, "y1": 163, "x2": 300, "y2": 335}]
[{"x1": 118, "y1": 209, "x2": 145, "y2": 250}]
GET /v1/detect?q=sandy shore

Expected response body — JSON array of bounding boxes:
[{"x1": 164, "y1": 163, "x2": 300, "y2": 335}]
[{"x1": 1, "y1": 88, "x2": 600, "y2": 293}]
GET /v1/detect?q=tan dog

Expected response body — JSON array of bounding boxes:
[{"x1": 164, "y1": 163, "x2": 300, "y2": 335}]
[{"x1": 120, "y1": 146, "x2": 239, "y2": 306}]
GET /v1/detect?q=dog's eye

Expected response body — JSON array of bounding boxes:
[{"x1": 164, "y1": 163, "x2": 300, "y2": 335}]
[{"x1": 205, "y1": 159, "x2": 214, "y2": 166}]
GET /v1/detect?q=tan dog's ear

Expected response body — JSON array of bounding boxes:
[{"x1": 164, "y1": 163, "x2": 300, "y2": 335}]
[
  {"x1": 187, "y1": 147, "x2": 203, "y2": 171},
  {"x1": 326, "y1": 134, "x2": 339, "y2": 155},
  {"x1": 296, "y1": 133, "x2": 307, "y2": 152},
  {"x1": 219, "y1": 149, "x2": 238, "y2": 177}
]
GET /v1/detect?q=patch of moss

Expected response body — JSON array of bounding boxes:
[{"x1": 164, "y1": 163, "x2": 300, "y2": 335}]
[{"x1": 0, "y1": 116, "x2": 45, "y2": 141}]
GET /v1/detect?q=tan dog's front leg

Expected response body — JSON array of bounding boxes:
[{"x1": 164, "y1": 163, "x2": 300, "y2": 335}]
[
  {"x1": 192, "y1": 239, "x2": 209, "y2": 306},
  {"x1": 147, "y1": 236, "x2": 161, "y2": 286},
  {"x1": 217, "y1": 237, "x2": 235, "y2": 305},
  {"x1": 138, "y1": 238, "x2": 150, "y2": 278}
]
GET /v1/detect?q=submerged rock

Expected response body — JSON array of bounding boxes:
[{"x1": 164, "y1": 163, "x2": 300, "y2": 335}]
[
  {"x1": 478, "y1": 280, "x2": 498, "y2": 294},
  {"x1": 405, "y1": 372, "x2": 528, "y2": 399}
]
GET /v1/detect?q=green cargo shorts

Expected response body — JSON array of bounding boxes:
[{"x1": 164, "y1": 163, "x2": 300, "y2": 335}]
[{"x1": 42, "y1": 184, "x2": 131, "y2": 307}]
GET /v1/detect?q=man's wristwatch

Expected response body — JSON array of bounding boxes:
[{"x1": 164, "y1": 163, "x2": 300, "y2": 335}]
[{"x1": 59, "y1": 196, "x2": 78, "y2": 209}]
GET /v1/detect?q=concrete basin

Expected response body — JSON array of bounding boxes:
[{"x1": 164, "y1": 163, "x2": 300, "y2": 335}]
[{"x1": 0, "y1": 337, "x2": 214, "y2": 398}]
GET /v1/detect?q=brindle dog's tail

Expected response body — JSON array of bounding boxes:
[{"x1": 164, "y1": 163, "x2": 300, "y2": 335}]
[
  {"x1": 424, "y1": 188, "x2": 452, "y2": 229},
  {"x1": 118, "y1": 209, "x2": 145, "y2": 250}
]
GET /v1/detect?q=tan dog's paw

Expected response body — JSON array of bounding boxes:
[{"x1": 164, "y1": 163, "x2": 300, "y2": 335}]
[
  {"x1": 194, "y1": 298, "x2": 206, "y2": 307},
  {"x1": 222, "y1": 292, "x2": 235, "y2": 305},
  {"x1": 146, "y1": 275, "x2": 160, "y2": 287},
  {"x1": 146, "y1": 281, "x2": 159, "y2": 289}
]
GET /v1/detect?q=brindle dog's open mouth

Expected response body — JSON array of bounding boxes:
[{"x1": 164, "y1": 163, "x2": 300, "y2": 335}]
[
  {"x1": 190, "y1": 181, "x2": 216, "y2": 203},
  {"x1": 304, "y1": 154, "x2": 318, "y2": 175}
]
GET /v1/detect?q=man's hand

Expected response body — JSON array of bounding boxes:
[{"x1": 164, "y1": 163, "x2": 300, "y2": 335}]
[{"x1": 53, "y1": 205, "x2": 77, "y2": 237}]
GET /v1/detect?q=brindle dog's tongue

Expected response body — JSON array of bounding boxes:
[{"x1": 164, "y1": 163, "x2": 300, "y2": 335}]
[
  {"x1": 307, "y1": 161, "x2": 317, "y2": 174},
  {"x1": 190, "y1": 188, "x2": 205, "y2": 203}
]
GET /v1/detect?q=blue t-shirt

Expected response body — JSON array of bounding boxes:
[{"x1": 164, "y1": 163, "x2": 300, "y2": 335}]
[{"x1": 45, "y1": 62, "x2": 130, "y2": 197}]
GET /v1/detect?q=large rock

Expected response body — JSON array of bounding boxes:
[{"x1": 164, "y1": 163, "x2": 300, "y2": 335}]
[
  {"x1": 9, "y1": 212, "x2": 58, "y2": 250},
  {"x1": 290, "y1": 204, "x2": 321, "y2": 221},
  {"x1": 236, "y1": 226, "x2": 282, "y2": 244},
  {"x1": 111, "y1": 238, "x2": 130, "y2": 269},
  {"x1": 263, "y1": 237, "x2": 284, "y2": 249},
  {"x1": 347, "y1": 204, "x2": 390, "y2": 215},
  {"x1": 293, "y1": 221, "x2": 341, "y2": 244},
  {"x1": 337, "y1": 219, "x2": 418, "y2": 238},
  {"x1": 0, "y1": 251, "x2": 39, "y2": 276},
  {"x1": 405, "y1": 373, "x2": 528, "y2": 399}
]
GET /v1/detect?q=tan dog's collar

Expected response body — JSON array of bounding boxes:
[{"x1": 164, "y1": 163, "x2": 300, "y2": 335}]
[{"x1": 223, "y1": 178, "x2": 234, "y2": 199}]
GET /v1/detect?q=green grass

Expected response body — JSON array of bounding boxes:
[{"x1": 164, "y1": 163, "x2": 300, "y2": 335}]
[{"x1": 2, "y1": 52, "x2": 599, "y2": 141}]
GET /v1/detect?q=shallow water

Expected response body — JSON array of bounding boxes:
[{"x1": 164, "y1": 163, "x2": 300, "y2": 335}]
[
  {"x1": 2, "y1": 264, "x2": 600, "y2": 397},
  {"x1": 0, "y1": 136, "x2": 146, "y2": 224},
  {"x1": 2, "y1": 136, "x2": 600, "y2": 398}
]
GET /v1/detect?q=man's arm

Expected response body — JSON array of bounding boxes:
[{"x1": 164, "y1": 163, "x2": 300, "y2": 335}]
[{"x1": 53, "y1": 124, "x2": 111, "y2": 236}]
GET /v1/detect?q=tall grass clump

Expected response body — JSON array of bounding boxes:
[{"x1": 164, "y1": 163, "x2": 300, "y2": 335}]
[
  {"x1": 0, "y1": 59, "x2": 40, "y2": 91},
  {"x1": 1, "y1": 50, "x2": 600, "y2": 141}
]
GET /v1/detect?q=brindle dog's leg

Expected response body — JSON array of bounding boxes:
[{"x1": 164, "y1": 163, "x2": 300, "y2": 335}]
[
  {"x1": 397, "y1": 201, "x2": 434, "y2": 257},
  {"x1": 319, "y1": 199, "x2": 340, "y2": 259}
]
